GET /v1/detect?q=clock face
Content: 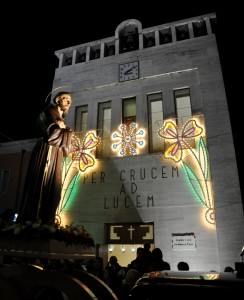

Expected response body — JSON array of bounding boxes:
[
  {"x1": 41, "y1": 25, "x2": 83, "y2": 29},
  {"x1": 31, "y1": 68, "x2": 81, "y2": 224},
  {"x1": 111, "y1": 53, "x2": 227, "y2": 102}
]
[{"x1": 119, "y1": 61, "x2": 139, "y2": 82}]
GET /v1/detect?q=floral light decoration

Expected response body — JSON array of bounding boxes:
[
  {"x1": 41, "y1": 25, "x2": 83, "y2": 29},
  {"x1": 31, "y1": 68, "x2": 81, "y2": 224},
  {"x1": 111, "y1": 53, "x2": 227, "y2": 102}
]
[
  {"x1": 56, "y1": 131, "x2": 100, "y2": 223},
  {"x1": 72, "y1": 132, "x2": 99, "y2": 172},
  {"x1": 158, "y1": 118, "x2": 215, "y2": 225},
  {"x1": 112, "y1": 123, "x2": 145, "y2": 156}
]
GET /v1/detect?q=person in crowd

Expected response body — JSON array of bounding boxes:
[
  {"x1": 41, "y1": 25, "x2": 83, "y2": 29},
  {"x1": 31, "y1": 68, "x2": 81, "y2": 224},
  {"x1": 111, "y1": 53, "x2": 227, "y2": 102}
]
[
  {"x1": 17, "y1": 91, "x2": 76, "y2": 224},
  {"x1": 177, "y1": 261, "x2": 189, "y2": 271},
  {"x1": 86, "y1": 256, "x2": 104, "y2": 280},
  {"x1": 127, "y1": 247, "x2": 150, "y2": 276},
  {"x1": 224, "y1": 266, "x2": 234, "y2": 272},
  {"x1": 103, "y1": 256, "x2": 125, "y2": 296},
  {"x1": 143, "y1": 243, "x2": 153, "y2": 261},
  {"x1": 118, "y1": 268, "x2": 140, "y2": 299},
  {"x1": 148, "y1": 247, "x2": 171, "y2": 271}
]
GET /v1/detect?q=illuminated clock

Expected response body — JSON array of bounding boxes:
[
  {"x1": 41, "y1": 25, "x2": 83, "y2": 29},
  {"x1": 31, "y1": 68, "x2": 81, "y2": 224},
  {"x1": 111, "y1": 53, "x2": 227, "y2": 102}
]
[{"x1": 119, "y1": 61, "x2": 139, "y2": 82}]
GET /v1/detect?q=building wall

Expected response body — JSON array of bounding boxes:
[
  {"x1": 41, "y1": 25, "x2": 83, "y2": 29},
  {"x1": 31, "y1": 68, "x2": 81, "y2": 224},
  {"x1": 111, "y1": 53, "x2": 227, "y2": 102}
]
[
  {"x1": 0, "y1": 140, "x2": 35, "y2": 214},
  {"x1": 61, "y1": 154, "x2": 220, "y2": 271},
  {"x1": 52, "y1": 14, "x2": 243, "y2": 271},
  {"x1": 1, "y1": 14, "x2": 243, "y2": 272}
]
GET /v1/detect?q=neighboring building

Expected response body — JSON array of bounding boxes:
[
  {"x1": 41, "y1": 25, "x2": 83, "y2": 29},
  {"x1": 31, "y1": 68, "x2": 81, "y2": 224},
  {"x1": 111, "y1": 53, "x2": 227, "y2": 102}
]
[
  {"x1": 0, "y1": 140, "x2": 36, "y2": 216},
  {"x1": 1, "y1": 13, "x2": 243, "y2": 271}
]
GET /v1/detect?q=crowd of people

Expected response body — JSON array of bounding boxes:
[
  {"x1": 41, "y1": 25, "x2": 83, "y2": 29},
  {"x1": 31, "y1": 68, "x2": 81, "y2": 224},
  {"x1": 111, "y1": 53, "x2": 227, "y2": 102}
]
[
  {"x1": 83, "y1": 243, "x2": 173, "y2": 299},
  {"x1": 23, "y1": 243, "x2": 173, "y2": 299},
  {"x1": 2, "y1": 238, "x2": 239, "y2": 299}
]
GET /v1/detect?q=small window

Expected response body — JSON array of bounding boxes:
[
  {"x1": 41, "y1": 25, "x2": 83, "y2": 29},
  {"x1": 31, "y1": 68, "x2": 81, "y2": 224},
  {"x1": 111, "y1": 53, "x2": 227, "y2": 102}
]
[
  {"x1": 176, "y1": 24, "x2": 190, "y2": 41},
  {"x1": 75, "y1": 105, "x2": 88, "y2": 141},
  {"x1": 174, "y1": 88, "x2": 195, "y2": 148},
  {"x1": 97, "y1": 101, "x2": 111, "y2": 158},
  {"x1": 108, "y1": 45, "x2": 115, "y2": 56},
  {"x1": 90, "y1": 46, "x2": 101, "y2": 60},
  {"x1": 119, "y1": 25, "x2": 139, "y2": 54},
  {"x1": 159, "y1": 28, "x2": 172, "y2": 44},
  {"x1": 104, "y1": 43, "x2": 115, "y2": 57},
  {"x1": 192, "y1": 19, "x2": 207, "y2": 37},
  {"x1": 76, "y1": 50, "x2": 86, "y2": 63},
  {"x1": 210, "y1": 17, "x2": 217, "y2": 34},
  {"x1": 120, "y1": 97, "x2": 137, "y2": 156},
  {"x1": 62, "y1": 53, "x2": 73, "y2": 66},
  {"x1": 148, "y1": 93, "x2": 164, "y2": 153},
  {"x1": 174, "y1": 88, "x2": 192, "y2": 128},
  {"x1": 143, "y1": 32, "x2": 155, "y2": 48},
  {"x1": 94, "y1": 49, "x2": 101, "y2": 59},
  {"x1": 122, "y1": 97, "x2": 136, "y2": 125}
]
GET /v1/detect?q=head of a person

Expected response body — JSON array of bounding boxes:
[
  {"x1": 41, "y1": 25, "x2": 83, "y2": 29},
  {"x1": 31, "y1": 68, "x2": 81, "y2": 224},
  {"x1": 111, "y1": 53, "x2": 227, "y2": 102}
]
[
  {"x1": 136, "y1": 247, "x2": 145, "y2": 258},
  {"x1": 151, "y1": 248, "x2": 163, "y2": 260},
  {"x1": 53, "y1": 91, "x2": 72, "y2": 116},
  {"x1": 177, "y1": 261, "x2": 189, "y2": 271},
  {"x1": 224, "y1": 266, "x2": 234, "y2": 272},
  {"x1": 144, "y1": 242, "x2": 151, "y2": 251},
  {"x1": 125, "y1": 269, "x2": 140, "y2": 288},
  {"x1": 109, "y1": 256, "x2": 118, "y2": 265}
]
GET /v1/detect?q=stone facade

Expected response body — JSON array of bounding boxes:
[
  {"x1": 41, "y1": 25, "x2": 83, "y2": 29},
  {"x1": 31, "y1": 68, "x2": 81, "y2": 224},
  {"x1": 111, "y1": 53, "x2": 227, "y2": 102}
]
[{"x1": 1, "y1": 13, "x2": 243, "y2": 271}]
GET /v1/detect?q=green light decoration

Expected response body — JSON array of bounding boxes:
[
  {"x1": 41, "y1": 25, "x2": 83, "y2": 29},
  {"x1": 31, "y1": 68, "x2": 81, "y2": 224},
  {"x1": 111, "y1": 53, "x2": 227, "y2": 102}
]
[
  {"x1": 56, "y1": 132, "x2": 100, "y2": 223},
  {"x1": 58, "y1": 159, "x2": 80, "y2": 214},
  {"x1": 158, "y1": 119, "x2": 215, "y2": 225}
]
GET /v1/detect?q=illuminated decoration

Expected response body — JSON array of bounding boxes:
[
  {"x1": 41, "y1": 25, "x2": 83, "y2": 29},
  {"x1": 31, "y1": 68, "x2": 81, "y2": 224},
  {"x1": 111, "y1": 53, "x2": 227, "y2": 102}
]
[
  {"x1": 72, "y1": 132, "x2": 99, "y2": 172},
  {"x1": 149, "y1": 271, "x2": 219, "y2": 280},
  {"x1": 56, "y1": 131, "x2": 100, "y2": 222},
  {"x1": 121, "y1": 244, "x2": 126, "y2": 252},
  {"x1": 158, "y1": 118, "x2": 215, "y2": 225},
  {"x1": 108, "y1": 244, "x2": 114, "y2": 252},
  {"x1": 112, "y1": 123, "x2": 145, "y2": 156}
]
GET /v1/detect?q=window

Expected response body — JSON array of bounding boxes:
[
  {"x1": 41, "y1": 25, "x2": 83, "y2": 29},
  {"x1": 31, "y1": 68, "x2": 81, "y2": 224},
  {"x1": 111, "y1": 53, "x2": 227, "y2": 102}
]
[
  {"x1": 122, "y1": 97, "x2": 136, "y2": 125},
  {"x1": 62, "y1": 52, "x2": 73, "y2": 67},
  {"x1": 210, "y1": 17, "x2": 217, "y2": 34},
  {"x1": 159, "y1": 28, "x2": 172, "y2": 44},
  {"x1": 0, "y1": 169, "x2": 10, "y2": 194},
  {"x1": 148, "y1": 93, "x2": 164, "y2": 153},
  {"x1": 121, "y1": 97, "x2": 137, "y2": 156},
  {"x1": 97, "y1": 101, "x2": 111, "y2": 158},
  {"x1": 174, "y1": 88, "x2": 195, "y2": 148},
  {"x1": 174, "y1": 88, "x2": 192, "y2": 128},
  {"x1": 143, "y1": 33, "x2": 155, "y2": 48},
  {"x1": 175, "y1": 24, "x2": 190, "y2": 41},
  {"x1": 192, "y1": 19, "x2": 207, "y2": 37},
  {"x1": 119, "y1": 25, "x2": 139, "y2": 54},
  {"x1": 76, "y1": 49, "x2": 86, "y2": 63},
  {"x1": 90, "y1": 46, "x2": 101, "y2": 60},
  {"x1": 75, "y1": 105, "x2": 88, "y2": 141}
]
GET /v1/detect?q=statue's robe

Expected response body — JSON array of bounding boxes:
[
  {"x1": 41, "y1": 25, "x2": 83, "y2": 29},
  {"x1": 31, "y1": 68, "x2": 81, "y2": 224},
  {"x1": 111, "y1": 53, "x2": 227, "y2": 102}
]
[{"x1": 17, "y1": 104, "x2": 74, "y2": 224}]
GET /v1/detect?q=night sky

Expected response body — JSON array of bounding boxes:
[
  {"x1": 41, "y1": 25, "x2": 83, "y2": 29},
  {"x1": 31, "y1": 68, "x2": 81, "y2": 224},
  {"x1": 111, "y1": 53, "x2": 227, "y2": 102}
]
[{"x1": 1, "y1": 4, "x2": 242, "y2": 197}]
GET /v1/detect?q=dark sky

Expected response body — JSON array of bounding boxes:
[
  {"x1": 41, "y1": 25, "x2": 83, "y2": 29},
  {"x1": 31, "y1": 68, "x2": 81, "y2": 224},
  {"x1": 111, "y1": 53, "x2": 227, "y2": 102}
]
[{"x1": 0, "y1": 4, "x2": 242, "y2": 197}]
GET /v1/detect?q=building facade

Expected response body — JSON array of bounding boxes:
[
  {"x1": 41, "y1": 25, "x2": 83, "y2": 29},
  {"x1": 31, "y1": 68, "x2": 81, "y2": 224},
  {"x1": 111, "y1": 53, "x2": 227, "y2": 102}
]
[{"x1": 1, "y1": 13, "x2": 243, "y2": 271}]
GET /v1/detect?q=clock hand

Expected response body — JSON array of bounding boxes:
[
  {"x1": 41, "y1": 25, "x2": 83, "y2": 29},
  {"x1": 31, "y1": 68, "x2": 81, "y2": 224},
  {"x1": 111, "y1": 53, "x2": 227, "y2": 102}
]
[{"x1": 124, "y1": 65, "x2": 136, "y2": 75}]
